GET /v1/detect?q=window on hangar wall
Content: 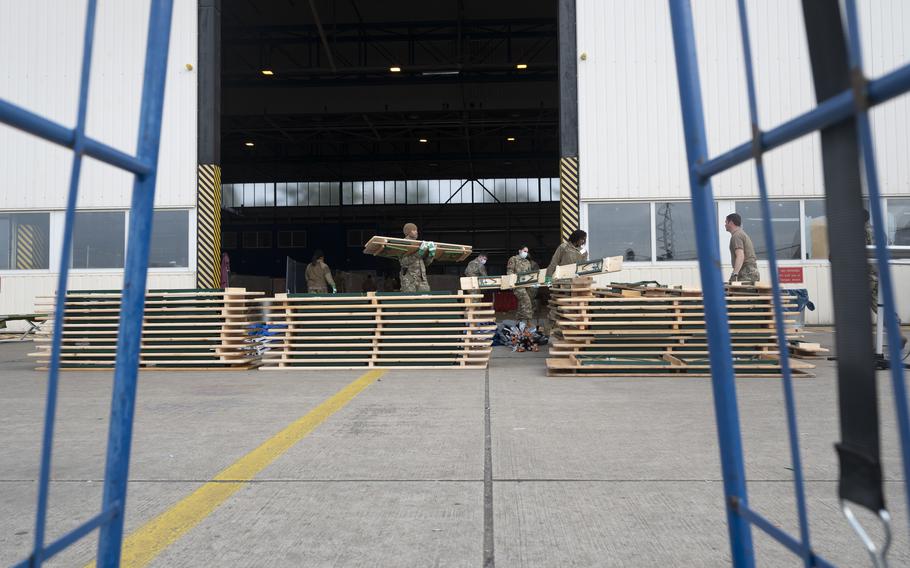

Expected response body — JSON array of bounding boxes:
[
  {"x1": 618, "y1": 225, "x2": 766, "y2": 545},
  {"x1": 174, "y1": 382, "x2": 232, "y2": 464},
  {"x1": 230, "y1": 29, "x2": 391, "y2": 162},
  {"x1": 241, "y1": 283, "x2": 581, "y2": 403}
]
[{"x1": 0, "y1": 212, "x2": 50, "y2": 270}]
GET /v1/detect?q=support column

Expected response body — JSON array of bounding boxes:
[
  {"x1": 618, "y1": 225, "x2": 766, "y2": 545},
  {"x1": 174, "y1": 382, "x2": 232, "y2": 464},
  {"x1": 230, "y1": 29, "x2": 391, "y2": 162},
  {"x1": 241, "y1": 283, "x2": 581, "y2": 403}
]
[
  {"x1": 558, "y1": 0, "x2": 580, "y2": 242},
  {"x1": 197, "y1": 0, "x2": 221, "y2": 288}
]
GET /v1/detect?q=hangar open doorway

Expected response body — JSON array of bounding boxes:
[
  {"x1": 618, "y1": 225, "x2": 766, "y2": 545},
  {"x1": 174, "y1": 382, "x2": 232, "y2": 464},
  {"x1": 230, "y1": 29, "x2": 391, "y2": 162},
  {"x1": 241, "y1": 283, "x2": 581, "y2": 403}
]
[{"x1": 200, "y1": 0, "x2": 575, "y2": 293}]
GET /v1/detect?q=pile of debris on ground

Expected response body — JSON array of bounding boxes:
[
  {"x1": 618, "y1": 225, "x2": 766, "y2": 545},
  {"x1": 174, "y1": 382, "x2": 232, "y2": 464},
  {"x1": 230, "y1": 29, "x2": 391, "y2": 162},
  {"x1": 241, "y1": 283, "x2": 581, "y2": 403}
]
[{"x1": 494, "y1": 320, "x2": 549, "y2": 353}]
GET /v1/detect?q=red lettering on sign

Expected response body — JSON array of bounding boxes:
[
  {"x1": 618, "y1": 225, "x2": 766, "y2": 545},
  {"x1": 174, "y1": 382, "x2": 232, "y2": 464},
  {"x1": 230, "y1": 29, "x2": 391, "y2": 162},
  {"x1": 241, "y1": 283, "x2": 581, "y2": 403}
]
[{"x1": 778, "y1": 267, "x2": 804, "y2": 284}]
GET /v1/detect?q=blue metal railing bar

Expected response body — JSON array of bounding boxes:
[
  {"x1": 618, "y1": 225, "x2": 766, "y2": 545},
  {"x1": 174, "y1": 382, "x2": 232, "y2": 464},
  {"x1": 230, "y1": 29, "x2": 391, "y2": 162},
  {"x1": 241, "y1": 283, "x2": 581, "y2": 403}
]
[
  {"x1": 694, "y1": 61, "x2": 910, "y2": 180},
  {"x1": 734, "y1": 1, "x2": 813, "y2": 565},
  {"x1": 0, "y1": 100, "x2": 153, "y2": 176},
  {"x1": 732, "y1": 503, "x2": 837, "y2": 568},
  {"x1": 667, "y1": 1, "x2": 755, "y2": 566},
  {"x1": 670, "y1": 0, "x2": 910, "y2": 565},
  {"x1": 96, "y1": 0, "x2": 174, "y2": 564},
  {"x1": 30, "y1": 2, "x2": 99, "y2": 565},
  {"x1": 12, "y1": 504, "x2": 121, "y2": 568},
  {"x1": 843, "y1": 0, "x2": 910, "y2": 536},
  {"x1": 2, "y1": 1, "x2": 174, "y2": 566}
]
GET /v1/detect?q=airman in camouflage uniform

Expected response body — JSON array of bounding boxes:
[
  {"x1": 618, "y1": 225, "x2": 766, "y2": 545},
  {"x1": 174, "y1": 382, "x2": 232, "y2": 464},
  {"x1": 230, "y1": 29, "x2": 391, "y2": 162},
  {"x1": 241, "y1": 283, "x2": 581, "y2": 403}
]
[
  {"x1": 305, "y1": 250, "x2": 336, "y2": 293},
  {"x1": 464, "y1": 254, "x2": 488, "y2": 278},
  {"x1": 546, "y1": 230, "x2": 588, "y2": 277},
  {"x1": 546, "y1": 230, "x2": 588, "y2": 334},
  {"x1": 724, "y1": 213, "x2": 760, "y2": 283},
  {"x1": 866, "y1": 211, "x2": 879, "y2": 313},
  {"x1": 463, "y1": 253, "x2": 488, "y2": 295},
  {"x1": 399, "y1": 223, "x2": 433, "y2": 293},
  {"x1": 507, "y1": 246, "x2": 534, "y2": 323}
]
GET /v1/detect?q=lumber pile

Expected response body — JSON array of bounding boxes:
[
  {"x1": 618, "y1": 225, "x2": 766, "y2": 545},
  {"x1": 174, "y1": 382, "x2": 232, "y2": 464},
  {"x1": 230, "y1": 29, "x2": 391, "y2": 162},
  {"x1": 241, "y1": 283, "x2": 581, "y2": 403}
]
[
  {"x1": 256, "y1": 291, "x2": 495, "y2": 369},
  {"x1": 31, "y1": 288, "x2": 263, "y2": 370},
  {"x1": 546, "y1": 278, "x2": 815, "y2": 377},
  {"x1": 363, "y1": 236, "x2": 472, "y2": 262}
]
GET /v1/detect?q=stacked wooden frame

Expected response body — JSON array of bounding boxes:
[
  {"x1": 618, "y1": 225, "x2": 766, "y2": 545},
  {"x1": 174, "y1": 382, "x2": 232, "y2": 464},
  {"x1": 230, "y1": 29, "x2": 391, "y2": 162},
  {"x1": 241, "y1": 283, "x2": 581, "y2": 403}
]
[
  {"x1": 31, "y1": 288, "x2": 262, "y2": 370},
  {"x1": 257, "y1": 291, "x2": 495, "y2": 369},
  {"x1": 547, "y1": 279, "x2": 815, "y2": 377}
]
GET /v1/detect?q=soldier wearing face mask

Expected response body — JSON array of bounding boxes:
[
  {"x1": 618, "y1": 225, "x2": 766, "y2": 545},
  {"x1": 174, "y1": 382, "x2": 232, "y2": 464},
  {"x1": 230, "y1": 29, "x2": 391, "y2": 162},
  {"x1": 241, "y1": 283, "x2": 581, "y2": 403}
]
[
  {"x1": 507, "y1": 246, "x2": 534, "y2": 324},
  {"x1": 464, "y1": 253, "x2": 488, "y2": 278}
]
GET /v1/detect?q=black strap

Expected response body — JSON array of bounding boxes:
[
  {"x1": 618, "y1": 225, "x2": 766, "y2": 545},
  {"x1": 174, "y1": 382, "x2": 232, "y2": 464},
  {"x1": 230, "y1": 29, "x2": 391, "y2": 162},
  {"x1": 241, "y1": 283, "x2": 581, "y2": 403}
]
[{"x1": 801, "y1": 0, "x2": 884, "y2": 512}]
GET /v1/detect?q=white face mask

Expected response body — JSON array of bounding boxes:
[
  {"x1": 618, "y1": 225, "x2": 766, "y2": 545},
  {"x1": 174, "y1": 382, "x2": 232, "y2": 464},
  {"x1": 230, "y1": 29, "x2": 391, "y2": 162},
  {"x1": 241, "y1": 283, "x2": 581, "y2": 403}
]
[
  {"x1": 479, "y1": 258, "x2": 487, "y2": 265},
  {"x1": 519, "y1": 251, "x2": 528, "y2": 259}
]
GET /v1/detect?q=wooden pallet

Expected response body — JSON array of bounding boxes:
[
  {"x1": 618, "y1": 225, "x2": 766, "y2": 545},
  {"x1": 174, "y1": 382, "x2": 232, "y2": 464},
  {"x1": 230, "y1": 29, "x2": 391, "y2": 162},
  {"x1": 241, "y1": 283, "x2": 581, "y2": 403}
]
[
  {"x1": 546, "y1": 278, "x2": 815, "y2": 377},
  {"x1": 547, "y1": 356, "x2": 816, "y2": 377},
  {"x1": 257, "y1": 291, "x2": 495, "y2": 369},
  {"x1": 30, "y1": 288, "x2": 263, "y2": 370},
  {"x1": 363, "y1": 236, "x2": 472, "y2": 262}
]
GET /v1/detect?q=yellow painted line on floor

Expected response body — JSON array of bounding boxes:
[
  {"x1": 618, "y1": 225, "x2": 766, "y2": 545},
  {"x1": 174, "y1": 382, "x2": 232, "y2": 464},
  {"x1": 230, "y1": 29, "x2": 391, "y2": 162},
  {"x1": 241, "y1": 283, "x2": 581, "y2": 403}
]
[{"x1": 84, "y1": 369, "x2": 386, "y2": 568}]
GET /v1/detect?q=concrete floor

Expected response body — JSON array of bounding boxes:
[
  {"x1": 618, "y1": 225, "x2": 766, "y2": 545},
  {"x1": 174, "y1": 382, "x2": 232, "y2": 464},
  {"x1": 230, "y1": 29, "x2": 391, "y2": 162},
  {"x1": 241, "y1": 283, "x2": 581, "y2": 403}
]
[{"x1": 1, "y1": 329, "x2": 908, "y2": 567}]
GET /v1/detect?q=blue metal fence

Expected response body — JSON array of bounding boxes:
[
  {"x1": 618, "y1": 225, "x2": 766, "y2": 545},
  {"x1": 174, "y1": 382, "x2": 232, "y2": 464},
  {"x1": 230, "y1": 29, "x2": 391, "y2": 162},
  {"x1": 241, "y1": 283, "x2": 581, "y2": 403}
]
[
  {"x1": 2, "y1": 1, "x2": 175, "y2": 567},
  {"x1": 667, "y1": 1, "x2": 910, "y2": 566}
]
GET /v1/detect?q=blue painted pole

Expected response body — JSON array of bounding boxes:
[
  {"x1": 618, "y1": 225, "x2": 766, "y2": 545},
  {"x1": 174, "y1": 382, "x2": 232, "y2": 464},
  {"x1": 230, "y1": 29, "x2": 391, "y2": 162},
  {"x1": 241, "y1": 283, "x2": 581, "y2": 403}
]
[
  {"x1": 844, "y1": 0, "x2": 910, "y2": 533},
  {"x1": 31, "y1": 2, "x2": 98, "y2": 566},
  {"x1": 734, "y1": 1, "x2": 813, "y2": 565},
  {"x1": 667, "y1": 1, "x2": 754, "y2": 566},
  {"x1": 95, "y1": 1, "x2": 174, "y2": 566}
]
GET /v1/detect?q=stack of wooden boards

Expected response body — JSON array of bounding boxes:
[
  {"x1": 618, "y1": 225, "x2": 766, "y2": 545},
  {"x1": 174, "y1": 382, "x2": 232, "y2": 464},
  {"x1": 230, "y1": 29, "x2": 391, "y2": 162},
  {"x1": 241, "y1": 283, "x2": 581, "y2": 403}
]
[
  {"x1": 31, "y1": 288, "x2": 262, "y2": 370},
  {"x1": 257, "y1": 291, "x2": 495, "y2": 369},
  {"x1": 547, "y1": 279, "x2": 816, "y2": 377},
  {"x1": 363, "y1": 236, "x2": 472, "y2": 262}
]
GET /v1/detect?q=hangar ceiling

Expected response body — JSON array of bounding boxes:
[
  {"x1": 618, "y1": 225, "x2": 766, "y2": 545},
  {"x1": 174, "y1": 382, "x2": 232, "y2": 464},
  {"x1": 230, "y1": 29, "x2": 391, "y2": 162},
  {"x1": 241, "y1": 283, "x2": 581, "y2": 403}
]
[{"x1": 220, "y1": 0, "x2": 559, "y2": 182}]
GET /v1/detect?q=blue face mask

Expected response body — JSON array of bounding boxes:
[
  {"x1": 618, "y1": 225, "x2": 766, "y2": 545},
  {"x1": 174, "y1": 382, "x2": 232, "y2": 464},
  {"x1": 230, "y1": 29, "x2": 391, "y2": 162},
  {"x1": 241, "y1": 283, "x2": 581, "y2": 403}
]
[{"x1": 519, "y1": 251, "x2": 528, "y2": 259}]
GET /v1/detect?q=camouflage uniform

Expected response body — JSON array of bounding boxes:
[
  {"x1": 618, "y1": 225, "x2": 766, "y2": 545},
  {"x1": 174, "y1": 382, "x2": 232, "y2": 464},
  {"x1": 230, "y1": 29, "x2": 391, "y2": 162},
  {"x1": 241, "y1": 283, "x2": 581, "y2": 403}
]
[
  {"x1": 464, "y1": 258, "x2": 487, "y2": 278},
  {"x1": 867, "y1": 222, "x2": 879, "y2": 313},
  {"x1": 729, "y1": 227, "x2": 760, "y2": 282},
  {"x1": 507, "y1": 254, "x2": 533, "y2": 322},
  {"x1": 546, "y1": 241, "x2": 588, "y2": 277},
  {"x1": 400, "y1": 250, "x2": 432, "y2": 293},
  {"x1": 546, "y1": 241, "x2": 588, "y2": 333},
  {"x1": 305, "y1": 260, "x2": 336, "y2": 293}
]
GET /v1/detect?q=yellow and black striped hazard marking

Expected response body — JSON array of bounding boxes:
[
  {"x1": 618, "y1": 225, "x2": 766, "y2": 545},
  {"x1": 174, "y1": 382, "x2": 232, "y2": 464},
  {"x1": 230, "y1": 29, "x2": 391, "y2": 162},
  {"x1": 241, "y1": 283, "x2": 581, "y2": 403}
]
[
  {"x1": 196, "y1": 164, "x2": 222, "y2": 289},
  {"x1": 559, "y1": 156, "x2": 580, "y2": 242},
  {"x1": 15, "y1": 223, "x2": 48, "y2": 269}
]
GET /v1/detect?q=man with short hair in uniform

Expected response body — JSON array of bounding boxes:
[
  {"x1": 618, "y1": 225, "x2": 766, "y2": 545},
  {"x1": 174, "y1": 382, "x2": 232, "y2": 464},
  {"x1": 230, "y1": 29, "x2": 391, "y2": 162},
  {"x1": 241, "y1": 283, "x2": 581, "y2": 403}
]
[
  {"x1": 399, "y1": 223, "x2": 433, "y2": 293},
  {"x1": 724, "y1": 213, "x2": 760, "y2": 283},
  {"x1": 306, "y1": 250, "x2": 336, "y2": 293},
  {"x1": 507, "y1": 246, "x2": 534, "y2": 325}
]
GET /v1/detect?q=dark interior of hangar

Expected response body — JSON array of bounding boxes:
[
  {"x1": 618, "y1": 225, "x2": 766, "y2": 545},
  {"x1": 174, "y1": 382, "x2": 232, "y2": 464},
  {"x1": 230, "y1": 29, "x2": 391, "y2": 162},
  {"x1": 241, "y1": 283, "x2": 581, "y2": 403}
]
[{"x1": 218, "y1": 0, "x2": 560, "y2": 287}]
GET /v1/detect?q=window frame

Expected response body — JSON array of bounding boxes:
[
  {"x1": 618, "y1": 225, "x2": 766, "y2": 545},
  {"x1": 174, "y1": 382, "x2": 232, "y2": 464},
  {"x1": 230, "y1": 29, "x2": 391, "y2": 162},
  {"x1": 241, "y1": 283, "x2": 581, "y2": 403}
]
[
  {"x1": 581, "y1": 197, "x2": 910, "y2": 268},
  {"x1": 0, "y1": 211, "x2": 53, "y2": 273}
]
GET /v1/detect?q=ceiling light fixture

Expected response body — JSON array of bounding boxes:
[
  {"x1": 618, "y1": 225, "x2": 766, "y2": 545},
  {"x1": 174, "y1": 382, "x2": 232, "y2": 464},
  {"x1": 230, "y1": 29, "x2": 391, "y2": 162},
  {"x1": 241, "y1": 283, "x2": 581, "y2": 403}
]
[
  {"x1": 261, "y1": 69, "x2": 274, "y2": 76},
  {"x1": 418, "y1": 138, "x2": 428, "y2": 143},
  {"x1": 244, "y1": 142, "x2": 255, "y2": 147},
  {"x1": 515, "y1": 63, "x2": 528, "y2": 69},
  {"x1": 390, "y1": 66, "x2": 402, "y2": 72},
  {"x1": 507, "y1": 137, "x2": 516, "y2": 142}
]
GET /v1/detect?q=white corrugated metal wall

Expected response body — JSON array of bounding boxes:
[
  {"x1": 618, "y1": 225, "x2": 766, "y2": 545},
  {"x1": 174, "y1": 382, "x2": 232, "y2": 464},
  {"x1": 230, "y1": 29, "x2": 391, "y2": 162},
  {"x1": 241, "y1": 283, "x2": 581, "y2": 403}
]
[
  {"x1": 0, "y1": 1, "x2": 197, "y2": 319},
  {"x1": 576, "y1": 0, "x2": 910, "y2": 324}
]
